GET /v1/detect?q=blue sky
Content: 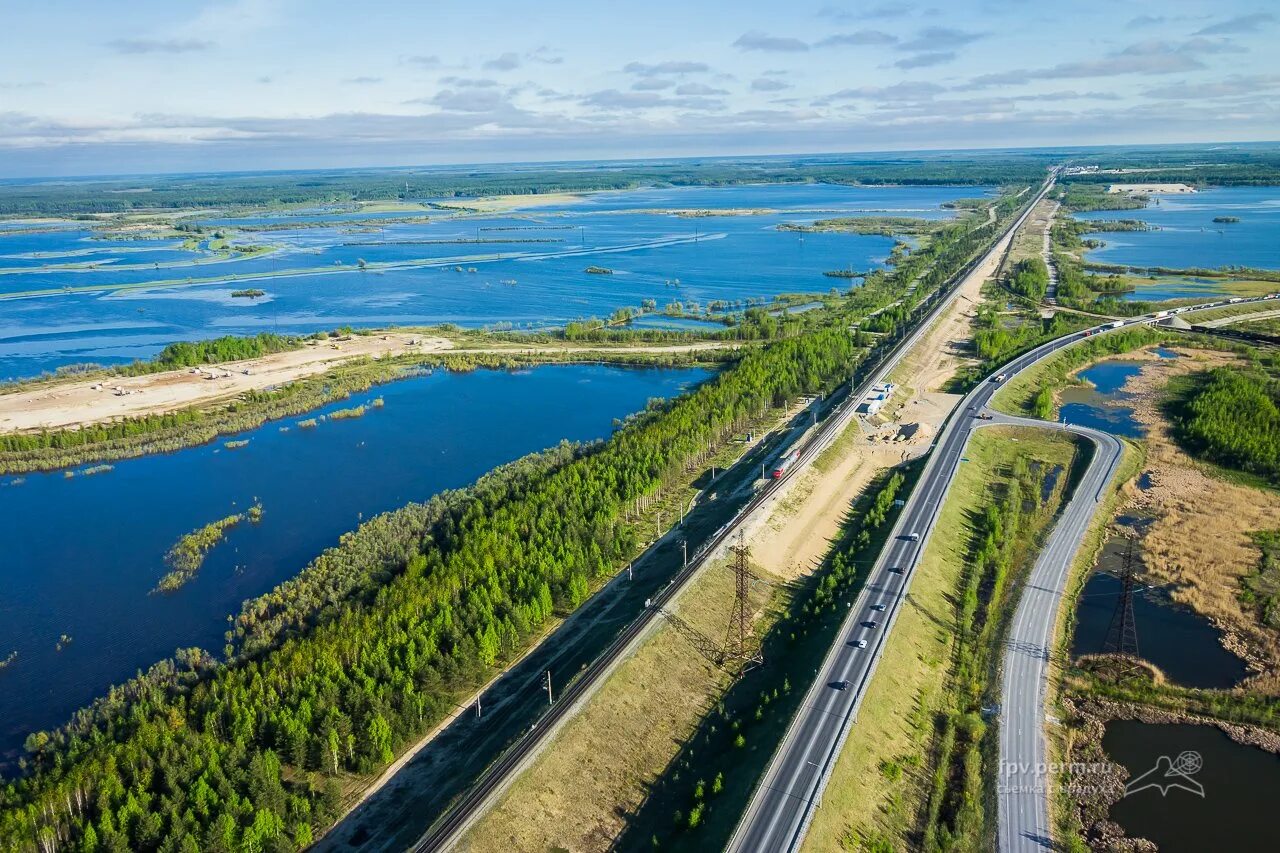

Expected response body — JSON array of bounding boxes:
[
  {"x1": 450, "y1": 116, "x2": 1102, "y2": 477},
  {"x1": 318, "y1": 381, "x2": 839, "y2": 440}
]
[{"x1": 1, "y1": 0, "x2": 1278, "y2": 177}]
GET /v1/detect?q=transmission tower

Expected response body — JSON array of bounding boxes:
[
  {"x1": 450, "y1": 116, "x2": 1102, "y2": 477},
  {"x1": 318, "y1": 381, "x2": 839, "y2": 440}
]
[
  {"x1": 1102, "y1": 535, "x2": 1142, "y2": 678},
  {"x1": 722, "y1": 532, "x2": 764, "y2": 672}
]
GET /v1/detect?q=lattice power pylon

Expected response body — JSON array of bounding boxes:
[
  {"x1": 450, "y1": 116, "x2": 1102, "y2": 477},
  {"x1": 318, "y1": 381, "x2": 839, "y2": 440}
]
[
  {"x1": 722, "y1": 532, "x2": 764, "y2": 672},
  {"x1": 1103, "y1": 535, "x2": 1143, "y2": 679}
]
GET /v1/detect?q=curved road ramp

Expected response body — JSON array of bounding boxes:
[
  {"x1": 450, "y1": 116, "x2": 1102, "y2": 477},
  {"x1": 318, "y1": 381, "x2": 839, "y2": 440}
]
[{"x1": 726, "y1": 292, "x2": 1275, "y2": 853}]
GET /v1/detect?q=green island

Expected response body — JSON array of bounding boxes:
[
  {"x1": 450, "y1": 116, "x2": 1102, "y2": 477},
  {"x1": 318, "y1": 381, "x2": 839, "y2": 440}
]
[
  {"x1": 0, "y1": 178, "x2": 1032, "y2": 852},
  {"x1": 155, "y1": 504, "x2": 264, "y2": 593}
]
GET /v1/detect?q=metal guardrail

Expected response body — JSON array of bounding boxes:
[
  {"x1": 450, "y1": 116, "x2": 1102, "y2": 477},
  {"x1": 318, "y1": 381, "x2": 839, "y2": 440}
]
[{"x1": 407, "y1": 185, "x2": 1053, "y2": 852}]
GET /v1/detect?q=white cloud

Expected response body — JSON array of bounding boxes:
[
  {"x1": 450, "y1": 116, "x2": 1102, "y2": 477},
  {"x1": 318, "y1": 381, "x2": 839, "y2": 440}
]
[
  {"x1": 733, "y1": 31, "x2": 810, "y2": 52},
  {"x1": 107, "y1": 38, "x2": 214, "y2": 54}
]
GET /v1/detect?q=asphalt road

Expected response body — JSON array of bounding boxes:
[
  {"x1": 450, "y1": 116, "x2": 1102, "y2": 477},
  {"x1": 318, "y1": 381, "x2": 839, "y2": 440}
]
[
  {"x1": 727, "y1": 292, "x2": 1279, "y2": 852},
  {"x1": 407, "y1": 180, "x2": 1059, "y2": 852},
  {"x1": 993, "y1": 414, "x2": 1121, "y2": 853}
]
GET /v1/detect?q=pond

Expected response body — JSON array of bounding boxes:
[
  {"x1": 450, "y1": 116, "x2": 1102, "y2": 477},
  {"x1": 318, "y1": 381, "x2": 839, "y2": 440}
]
[
  {"x1": 1103, "y1": 720, "x2": 1280, "y2": 851},
  {"x1": 1057, "y1": 359, "x2": 1146, "y2": 438},
  {"x1": 1071, "y1": 528, "x2": 1248, "y2": 689},
  {"x1": 0, "y1": 362, "x2": 708, "y2": 765}
]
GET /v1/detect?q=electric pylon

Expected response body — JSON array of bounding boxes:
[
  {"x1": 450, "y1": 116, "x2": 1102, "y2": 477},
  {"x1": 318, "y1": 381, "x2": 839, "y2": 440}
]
[
  {"x1": 1103, "y1": 535, "x2": 1142, "y2": 678},
  {"x1": 722, "y1": 532, "x2": 764, "y2": 672}
]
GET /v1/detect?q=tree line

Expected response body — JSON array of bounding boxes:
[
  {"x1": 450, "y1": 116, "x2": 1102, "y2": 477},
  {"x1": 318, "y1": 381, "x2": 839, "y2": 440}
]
[{"x1": 0, "y1": 327, "x2": 860, "y2": 853}]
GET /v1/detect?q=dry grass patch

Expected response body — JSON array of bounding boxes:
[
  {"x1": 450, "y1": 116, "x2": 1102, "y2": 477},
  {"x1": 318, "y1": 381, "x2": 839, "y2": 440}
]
[
  {"x1": 1121, "y1": 351, "x2": 1280, "y2": 689},
  {"x1": 457, "y1": 556, "x2": 771, "y2": 853}
]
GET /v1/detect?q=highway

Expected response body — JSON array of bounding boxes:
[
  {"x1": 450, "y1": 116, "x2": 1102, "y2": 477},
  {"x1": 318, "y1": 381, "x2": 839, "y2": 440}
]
[
  {"x1": 729, "y1": 291, "x2": 1278, "y2": 853},
  {"x1": 993, "y1": 415, "x2": 1121, "y2": 853},
  {"x1": 406, "y1": 179, "x2": 1057, "y2": 852}
]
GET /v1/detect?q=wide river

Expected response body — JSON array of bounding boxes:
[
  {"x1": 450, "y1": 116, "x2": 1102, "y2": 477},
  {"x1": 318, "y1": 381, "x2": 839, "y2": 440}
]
[
  {"x1": 0, "y1": 184, "x2": 985, "y2": 380},
  {"x1": 0, "y1": 363, "x2": 707, "y2": 765}
]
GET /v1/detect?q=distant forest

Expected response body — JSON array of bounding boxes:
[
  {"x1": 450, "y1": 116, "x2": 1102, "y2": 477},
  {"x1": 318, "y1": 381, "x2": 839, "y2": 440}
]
[{"x1": 0, "y1": 154, "x2": 1055, "y2": 216}]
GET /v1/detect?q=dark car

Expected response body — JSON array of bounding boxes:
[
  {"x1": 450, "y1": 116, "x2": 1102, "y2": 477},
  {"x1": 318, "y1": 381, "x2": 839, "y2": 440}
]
[
  {"x1": 862, "y1": 620, "x2": 879, "y2": 629},
  {"x1": 830, "y1": 679, "x2": 852, "y2": 690}
]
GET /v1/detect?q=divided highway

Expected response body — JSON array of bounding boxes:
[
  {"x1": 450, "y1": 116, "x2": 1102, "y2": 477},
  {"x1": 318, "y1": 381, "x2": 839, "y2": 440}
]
[
  {"x1": 408, "y1": 180, "x2": 1057, "y2": 852},
  {"x1": 730, "y1": 293, "x2": 1278, "y2": 853}
]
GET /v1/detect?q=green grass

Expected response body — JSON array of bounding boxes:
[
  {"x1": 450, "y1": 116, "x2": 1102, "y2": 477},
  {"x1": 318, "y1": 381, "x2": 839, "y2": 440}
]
[{"x1": 798, "y1": 426, "x2": 1083, "y2": 852}]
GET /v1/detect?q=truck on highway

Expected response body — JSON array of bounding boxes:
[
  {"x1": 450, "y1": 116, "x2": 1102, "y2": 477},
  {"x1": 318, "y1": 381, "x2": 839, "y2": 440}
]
[
  {"x1": 990, "y1": 373, "x2": 1007, "y2": 383},
  {"x1": 771, "y1": 449, "x2": 800, "y2": 479},
  {"x1": 1110, "y1": 320, "x2": 1125, "y2": 328}
]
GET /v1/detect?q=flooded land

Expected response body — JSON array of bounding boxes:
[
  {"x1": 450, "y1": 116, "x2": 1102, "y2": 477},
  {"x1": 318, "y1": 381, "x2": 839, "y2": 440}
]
[
  {"x1": 0, "y1": 363, "x2": 707, "y2": 765},
  {"x1": 0, "y1": 184, "x2": 984, "y2": 380}
]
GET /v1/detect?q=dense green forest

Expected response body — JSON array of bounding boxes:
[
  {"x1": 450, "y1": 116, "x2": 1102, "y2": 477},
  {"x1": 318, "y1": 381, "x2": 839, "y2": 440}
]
[
  {"x1": 0, "y1": 154, "x2": 1051, "y2": 217},
  {"x1": 1007, "y1": 257, "x2": 1050, "y2": 301},
  {"x1": 0, "y1": 175, "x2": 1037, "y2": 852},
  {"x1": 1171, "y1": 367, "x2": 1280, "y2": 486}
]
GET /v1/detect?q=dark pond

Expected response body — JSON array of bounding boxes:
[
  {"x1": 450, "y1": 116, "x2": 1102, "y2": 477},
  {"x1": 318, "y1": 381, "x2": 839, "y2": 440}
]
[
  {"x1": 1072, "y1": 529, "x2": 1248, "y2": 689},
  {"x1": 1103, "y1": 720, "x2": 1280, "y2": 851}
]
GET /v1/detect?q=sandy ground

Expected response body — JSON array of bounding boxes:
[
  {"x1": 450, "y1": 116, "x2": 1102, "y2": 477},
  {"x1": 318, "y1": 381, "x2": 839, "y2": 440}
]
[
  {"x1": 1111, "y1": 349, "x2": 1280, "y2": 689},
  {"x1": 447, "y1": 192, "x2": 585, "y2": 213},
  {"x1": 0, "y1": 334, "x2": 453, "y2": 433},
  {"x1": 1106, "y1": 183, "x2": 1196, "y2": 194},
  {"x1": 0, "y1": 338, "x2": 738, "y2": 434},
  {"x1": 450, "y1": 210, "x2": 1003, "y2": 850}
]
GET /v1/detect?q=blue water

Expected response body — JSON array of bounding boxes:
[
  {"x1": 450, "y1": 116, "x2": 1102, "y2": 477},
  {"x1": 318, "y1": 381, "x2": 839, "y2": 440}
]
[
  {"x1": 0, "y1": 184, "x2": 985, "y2": 381},
  {"x1": 0, "y1": 363, "x2": 707, "y2": 763},
  {"x1": 1057, "y1": 359, "x2": 1145, "y2": 438},
  {"x1": 1077, "y1": 186, "x2": 1280, "y2": 275}
]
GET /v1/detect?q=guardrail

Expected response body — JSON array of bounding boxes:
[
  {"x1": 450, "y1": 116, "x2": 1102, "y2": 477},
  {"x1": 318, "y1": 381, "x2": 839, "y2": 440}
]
[{"x1": 408, "y1": 178, "x2": 1055, "y2": 852}]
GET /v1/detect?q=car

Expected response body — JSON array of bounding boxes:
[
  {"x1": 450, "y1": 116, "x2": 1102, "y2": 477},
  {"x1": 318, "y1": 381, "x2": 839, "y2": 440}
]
[
  {"x1": 870, "y1": 603, "x2": 886, "y2": 612},
  {"x1": 888, "y1": 566, "x2": 904, "y2": 574},
  {"x1": 855, "y1": 639, "x2": 868, "y2": 649},
  {"x1": 832, "y1": 679, "x2": 851, "y2": 690},
  {"x1": 906, "y1": 532, "x2": 920, "y2": 542},
  {"x1": 862, "y1": 620, "x2": 879, "y2": 629}
]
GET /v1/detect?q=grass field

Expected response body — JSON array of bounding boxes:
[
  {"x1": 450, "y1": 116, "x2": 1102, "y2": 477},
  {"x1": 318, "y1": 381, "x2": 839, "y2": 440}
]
[{"x1": 799, "y1": 426, "x2": 1084, "y2": 851}]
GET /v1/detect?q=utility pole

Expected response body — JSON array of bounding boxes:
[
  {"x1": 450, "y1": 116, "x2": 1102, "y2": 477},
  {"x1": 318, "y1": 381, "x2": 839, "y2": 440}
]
[
  {"x1": 475, "y1": 696, "x2": 482, "y2": 719},
  {"x1": 627, "y1": 562, "x2": 633, "y2": 581},
  {"x1": 682, "y1": 539, "x2": 688, "y2": 568},
  {"x1": 1103, "y1": 535, "x2": 1142, "y2": 680},
  {"x1": 723, "y1": 532, "x2": 764, "y2": 673},
  {"x1": 545, "y1": 670, "x2": 553, "y2": 706}
]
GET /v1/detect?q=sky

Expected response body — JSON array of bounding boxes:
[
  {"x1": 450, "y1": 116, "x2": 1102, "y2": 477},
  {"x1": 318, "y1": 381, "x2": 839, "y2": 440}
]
[{"x1": 1, "y1": 0, "x2": 1278, "y2": 177}]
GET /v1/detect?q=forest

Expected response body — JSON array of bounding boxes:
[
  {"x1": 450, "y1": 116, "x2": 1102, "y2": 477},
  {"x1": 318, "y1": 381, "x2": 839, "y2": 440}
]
[
  {"x1": 1171, "y1": 367, "x2": 1280, "y2": 486},
  {"x1": 0, "y1": 327, "x2": 863, "y2": 852},
  {"x1": 0, "y1": 154, "x2": 1052, "y2": 216},
  {"x1": 0, "y1": 176, "x2": 1034, "y2": 853}
]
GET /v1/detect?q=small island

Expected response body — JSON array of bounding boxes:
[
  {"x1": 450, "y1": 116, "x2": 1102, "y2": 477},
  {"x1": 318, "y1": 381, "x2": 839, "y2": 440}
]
[
  {"x1": 1212, "y1": 216, "x2": 1241, "y2": 223},
  {"x1": 154, "y1": 503, "x2": 263, "y2": 593},
  {"x1": 585, "y1": 265, "x2": 614, "y2": 275},
  {"x1": 231, "y1": 288, "x2": 267, "y2": 298}
]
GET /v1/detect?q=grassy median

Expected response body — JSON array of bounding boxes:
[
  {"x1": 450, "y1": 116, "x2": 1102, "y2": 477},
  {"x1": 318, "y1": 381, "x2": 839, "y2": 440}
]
[{"x1": 799, "y1": 426, "x2": 1085, "y2": 852}]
